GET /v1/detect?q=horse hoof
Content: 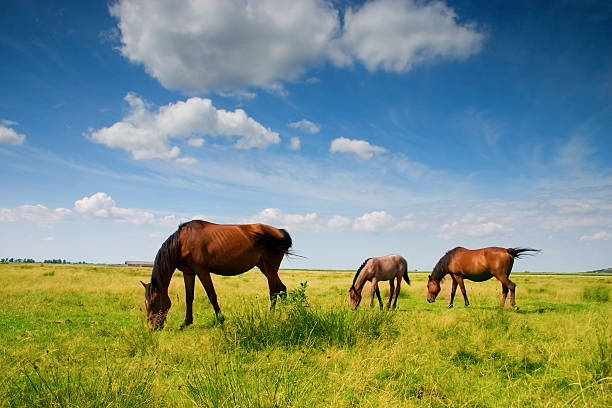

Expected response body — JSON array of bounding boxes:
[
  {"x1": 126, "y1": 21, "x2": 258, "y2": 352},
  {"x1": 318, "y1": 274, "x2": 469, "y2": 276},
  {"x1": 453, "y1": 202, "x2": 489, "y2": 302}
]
[
  {"x1": 448, "y1": 304, "x2": 454, "y2": 309},
  {"x1": 180, "y1": 322, "x2": 192, "y2": 330}
]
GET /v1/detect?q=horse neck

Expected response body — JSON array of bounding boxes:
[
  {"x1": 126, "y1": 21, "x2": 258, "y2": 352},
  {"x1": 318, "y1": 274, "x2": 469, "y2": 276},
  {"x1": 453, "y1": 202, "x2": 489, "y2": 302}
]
[
  {"x1": 151, "y1": 263, "x2": 176, "y2": 294},
  {"x1": 431, "y1": 268, "x2": 448, "y2": 282},
  {"x1": 353, "y1": 269, "x2": 369, "y2": 292}
]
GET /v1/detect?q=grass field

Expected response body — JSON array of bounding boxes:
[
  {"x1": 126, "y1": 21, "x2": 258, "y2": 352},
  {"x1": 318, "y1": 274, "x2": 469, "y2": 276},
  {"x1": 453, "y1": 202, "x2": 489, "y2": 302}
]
[{"x1": 0, "y1": 263, "x2": 610, "y2": 407}]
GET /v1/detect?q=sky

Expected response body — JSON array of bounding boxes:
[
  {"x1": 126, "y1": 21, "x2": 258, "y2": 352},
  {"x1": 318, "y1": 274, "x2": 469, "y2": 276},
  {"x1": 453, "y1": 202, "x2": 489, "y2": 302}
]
[{"x1": 1, "y1": 0, "x2": 611, "y2": 272}]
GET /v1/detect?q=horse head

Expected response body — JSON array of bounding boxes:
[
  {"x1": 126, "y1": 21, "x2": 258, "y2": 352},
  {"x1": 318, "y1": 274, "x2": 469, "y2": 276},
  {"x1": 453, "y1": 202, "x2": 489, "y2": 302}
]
[
  {"x1": 141, "y1": 279, "x2": 171, "y2": 329},
  {"x1": 426, "y1": 275, "x2": 441, "y2": 303},
  {"x1": 348, "y1": 285, "x2": 362, "y2": 309}
]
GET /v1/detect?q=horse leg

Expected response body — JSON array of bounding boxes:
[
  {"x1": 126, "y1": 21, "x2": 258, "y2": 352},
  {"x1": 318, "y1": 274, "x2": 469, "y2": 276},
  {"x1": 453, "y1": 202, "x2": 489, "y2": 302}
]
[
  {"x1": 370, "y1": 278, "x2": 381, "y2": 309},
  {"x1": 387, "y1": 280, "x2": 395, "y2": 309},
  {"x1": 448, "y1": 277, "x2": 458, "y2": 308},
  {"x1": 181, "y1": 272, "x2": 196, "y2": 329},
  {"x1": 259, "y1": 255, "x2": 287, "y2": 308},
  {"x1": 500, "y1": 283, "x2": 509, "y2": 307},
  {"x1": 196, "y1": 269, "x2": 223, "y2": 320},
  {"x1": 455, "y1": 275, "x2": 469, "y2": 307},
  {"x1": 497, "y1": 275, "x2": 516, "y2": 308},
  {"x1": 391, "y1": 276, "x2": 401, "y2": 309}
]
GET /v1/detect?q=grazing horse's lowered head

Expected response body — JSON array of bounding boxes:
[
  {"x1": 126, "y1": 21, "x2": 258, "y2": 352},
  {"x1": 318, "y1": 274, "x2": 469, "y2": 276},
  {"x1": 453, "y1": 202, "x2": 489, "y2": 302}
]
[
  {"x1": 141, "y1": 279, "x2": 171, "y2": 330},
  {"x1": 426, "y1": 274, "x2": 442, "y2": 303}
]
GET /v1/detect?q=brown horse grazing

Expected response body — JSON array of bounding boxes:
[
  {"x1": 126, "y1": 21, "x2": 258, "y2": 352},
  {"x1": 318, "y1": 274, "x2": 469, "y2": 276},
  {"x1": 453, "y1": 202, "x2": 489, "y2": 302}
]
[
  {"x1": 426, "y1": 247, "x2": 539, "y2": 308},
  {"x1": 349, "y1": 254, "x2": 410, "y2": 310},
  {"x1": 141, "y1": 220, "x2": 292, "y2": 329}
]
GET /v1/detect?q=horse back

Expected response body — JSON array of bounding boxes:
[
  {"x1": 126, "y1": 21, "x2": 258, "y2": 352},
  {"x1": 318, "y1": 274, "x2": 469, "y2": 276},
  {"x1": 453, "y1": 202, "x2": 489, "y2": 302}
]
[
  {"x1": 178, "y1": 221, "x2": 279, "y2": 274},
  {"x1": 450, "y1": 247, "x2": 513, "y2": 280}
]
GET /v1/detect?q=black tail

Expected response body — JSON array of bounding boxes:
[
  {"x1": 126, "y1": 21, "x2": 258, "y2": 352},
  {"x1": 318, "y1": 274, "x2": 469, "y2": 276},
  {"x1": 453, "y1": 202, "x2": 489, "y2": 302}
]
[
  {"x1": 352, "y1": 258, "x2": 371, "y2": 287},
  {"x1": 507, "y1": 247, "x2": 540, "y2": 259},
  {"x1": 254, "y1": 229, "x2": 293, "y2": 256},
  {"x1": 403, "y1": 269, "x2": 411, "y2": 285}
]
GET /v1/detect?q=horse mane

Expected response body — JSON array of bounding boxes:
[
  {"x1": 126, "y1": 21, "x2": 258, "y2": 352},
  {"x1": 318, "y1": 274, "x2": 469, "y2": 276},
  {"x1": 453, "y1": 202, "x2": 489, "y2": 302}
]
[
  {"x1": 352, "y1": 258, "x2": 372, "y2": 287},
  {"x1": 432, "y1": 247, "x2": 460, "y2": 281},
  {"x1": 150, "y1": 224, "x2": 183, "y2": 291}
]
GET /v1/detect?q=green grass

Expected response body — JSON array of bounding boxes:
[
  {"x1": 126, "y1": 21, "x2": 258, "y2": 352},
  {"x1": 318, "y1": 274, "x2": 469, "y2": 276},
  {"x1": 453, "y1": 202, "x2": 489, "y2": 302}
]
[{"x1": 0, "y1": 263, "x2": 611, "y2": 407}]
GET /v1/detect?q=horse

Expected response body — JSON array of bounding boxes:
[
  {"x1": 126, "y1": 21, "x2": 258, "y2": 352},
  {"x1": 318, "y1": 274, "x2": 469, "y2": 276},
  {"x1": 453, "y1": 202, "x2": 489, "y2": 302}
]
[
  {"x1": 349, "y1": 254, "x2": 410, "y2": 310},
  {"x1": 140, "y1": 220, "x2": 292, "y2": 329},
  {"x1": 426, "y1": 247, "x2": 539, "y2": 308}
]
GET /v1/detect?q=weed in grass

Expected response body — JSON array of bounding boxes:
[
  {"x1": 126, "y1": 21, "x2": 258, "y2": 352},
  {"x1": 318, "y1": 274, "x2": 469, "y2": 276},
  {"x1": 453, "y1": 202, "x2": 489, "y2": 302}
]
[
  {"x1": 121, "y1": 325, "x2": 159, "y2": 357},
  {"x1": 582, "y1": 285, "x2": 610, "y2": 302}
]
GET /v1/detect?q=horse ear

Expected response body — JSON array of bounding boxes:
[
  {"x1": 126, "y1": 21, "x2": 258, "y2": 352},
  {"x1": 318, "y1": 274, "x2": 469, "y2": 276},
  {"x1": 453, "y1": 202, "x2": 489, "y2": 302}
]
[
  {"x1": 140, "y1": 280, "x2": 147, "y2": 288},
  {"x1": 428, "y1": 274, "x2": 431, "y2": 280}
]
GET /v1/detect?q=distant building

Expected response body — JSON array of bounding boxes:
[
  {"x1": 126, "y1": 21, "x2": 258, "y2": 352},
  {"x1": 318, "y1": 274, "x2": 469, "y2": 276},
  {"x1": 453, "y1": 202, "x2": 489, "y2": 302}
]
[{"x1": 125, "y1": 261, "x2": 154, "y2": 267}]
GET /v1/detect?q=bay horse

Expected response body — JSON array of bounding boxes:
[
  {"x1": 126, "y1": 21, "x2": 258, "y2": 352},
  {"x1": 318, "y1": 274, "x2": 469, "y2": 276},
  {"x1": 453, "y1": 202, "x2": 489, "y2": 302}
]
[
  {"x1": 349, "y1": 254, "x2": 410, "y2": 310},
  {"x1": 140, "y1": 220, "x2": 292, "y2": 329},
  {"x1": 426, "y1": 247, "x2": 539, "y2": 308}
]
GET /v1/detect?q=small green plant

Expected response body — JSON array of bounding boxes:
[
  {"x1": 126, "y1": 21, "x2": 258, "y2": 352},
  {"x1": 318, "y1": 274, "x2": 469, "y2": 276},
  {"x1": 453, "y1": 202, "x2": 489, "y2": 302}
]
[{"x1": 583, "y1": 285, "x2": 610, "y2": 303}]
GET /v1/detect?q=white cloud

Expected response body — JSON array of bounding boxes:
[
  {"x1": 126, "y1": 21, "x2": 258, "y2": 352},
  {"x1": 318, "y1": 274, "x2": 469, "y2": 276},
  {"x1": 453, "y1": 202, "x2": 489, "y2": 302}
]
[
  {"x1": 110, "y1": 0, "x2": 339, "y2": 93},
  {"x1": 328, "y1": 215, "x2": 351, "y2": 230},
  {"x1": 438, "y1": 214, "x2": 512, "y2": 239},
  {"x1": 0, "y1": 121, "x2": 26, "y2": 145},
  {"x1": 247, "y1": 208, "x2": 319, "y2": 231},
  {"x1": 74, "y1": 192, "x2": 180, "y2": 226},
  {"x1": 353, "y1": 210, "x2": 394, "y2": 232},
  {"x1": 333, "y1": 0, "x2": 484, "y2": 72},
  {"x1": 187, "y1": 137, "x2": 204, "y2": 147},
  {"x1": 330, "y1": 137, "x2": 386, "y2": 159},
  {"x1": 289, "y1": 119, "x2": 321, "y2": 134},
  {"x1": 289, "y1": 137, "x2": 301, "y2": 151},
  {"x1": 580, "y1": 231, "x2": 612, "y2": 241},
  {"x1": 110, "y1": 0, "x2": 483, "y2": 93},
  {"x1": 41, "y1": 236, "x2": 55, "y2": 241},
  {"x1": 0, "y1": 204, "x2": 71, "y2": 226},
  {"x1": 86, "y1": 93, "x2": 279, "y2": 160}
]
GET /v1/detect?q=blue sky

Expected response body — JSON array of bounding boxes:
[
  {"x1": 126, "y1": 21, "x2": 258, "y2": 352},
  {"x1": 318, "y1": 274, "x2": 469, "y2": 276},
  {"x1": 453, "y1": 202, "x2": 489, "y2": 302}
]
[{"x1": 1, "y1": 0, "x2": 611, "y2": 271}]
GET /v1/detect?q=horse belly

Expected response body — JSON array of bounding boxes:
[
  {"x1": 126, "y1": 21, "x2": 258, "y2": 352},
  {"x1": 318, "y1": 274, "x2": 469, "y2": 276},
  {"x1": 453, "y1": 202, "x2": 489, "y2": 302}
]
[{"x1": 464, "y1": 271, "x2": 493, "y2": 282}]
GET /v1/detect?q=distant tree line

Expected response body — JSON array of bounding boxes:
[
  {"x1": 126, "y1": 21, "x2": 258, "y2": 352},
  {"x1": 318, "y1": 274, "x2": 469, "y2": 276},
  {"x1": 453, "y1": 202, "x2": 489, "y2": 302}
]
[{"x1": 0, "y1": 258, "x2": 88, "y2": 264}]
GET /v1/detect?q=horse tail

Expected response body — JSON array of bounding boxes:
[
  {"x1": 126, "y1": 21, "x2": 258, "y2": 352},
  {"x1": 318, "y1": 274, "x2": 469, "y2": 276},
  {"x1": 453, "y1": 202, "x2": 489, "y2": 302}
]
[
  {"x1": 254, "y1": 228, "x2": 293, "y2": 256},
  {"x1": 507, "y1": 247, "x2": 540, "y2": 259},
  {"x1": 403, "y1": 268, "x2": 411, "y2": 285},
  {"x1": 352, "y1": 258, "x2": 371, "y2": 287}
]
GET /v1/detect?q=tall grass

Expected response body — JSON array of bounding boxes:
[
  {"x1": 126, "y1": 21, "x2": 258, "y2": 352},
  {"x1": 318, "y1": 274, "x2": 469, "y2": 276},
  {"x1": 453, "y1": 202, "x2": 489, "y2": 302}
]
[
  {"x1": 219, "y1": 282, "x2": 396, "y2": 350},
  {"x1": 6, "y1": 358, "x2": 158, "y2": 407}
]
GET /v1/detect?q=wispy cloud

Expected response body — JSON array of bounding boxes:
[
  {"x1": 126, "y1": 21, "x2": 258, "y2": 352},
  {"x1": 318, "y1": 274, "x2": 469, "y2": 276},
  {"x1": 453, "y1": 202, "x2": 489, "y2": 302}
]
[{"x1": 289, "y1": 119, "x2": 321, "y2": 134}]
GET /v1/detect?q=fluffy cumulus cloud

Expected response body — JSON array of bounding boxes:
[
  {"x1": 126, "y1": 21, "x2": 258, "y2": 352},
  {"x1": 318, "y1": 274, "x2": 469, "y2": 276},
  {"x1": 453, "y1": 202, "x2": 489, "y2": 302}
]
[
  {"x1": 0, "y1": 204, "x2": 71, "y2": 226},
  {"x1": 330, "y1": 137, "x2": 386, "y2": 159},
  {"x1": 74, "y1": 192, "x2": 180, "y2": 226},
  {"x1": 289, "y1": 119, "x2": 321, "y2": 134},
  {"x1": 438, "y1": 214, "x2": 512, "y2": 239},
  {"x1": 331, "y1": 0, "x2": 484, "y2": 72},
  {"x1": 110, "y1": 0, "x2": 339, "y2": 93},
  {"x1": 86, "y1": 93, "x2": 279, "y2": 160},
  {"x1": 110, "y1": 0, "x2": 483, "y2": 93},
  {"x1": 0, "y1": 120, "x2": 26, "y2": 145}
]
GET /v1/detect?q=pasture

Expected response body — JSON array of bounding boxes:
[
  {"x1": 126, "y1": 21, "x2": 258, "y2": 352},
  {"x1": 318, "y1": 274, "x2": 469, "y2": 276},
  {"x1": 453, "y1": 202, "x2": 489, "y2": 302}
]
[{"x1": 0, "y1": 263, "x2": 610, "y2": 407}]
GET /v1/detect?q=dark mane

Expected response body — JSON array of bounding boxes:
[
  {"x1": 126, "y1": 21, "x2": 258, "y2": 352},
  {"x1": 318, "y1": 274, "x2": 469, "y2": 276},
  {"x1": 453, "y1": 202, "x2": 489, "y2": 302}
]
[
  {"x1": 432, "y1": 247, "x2": 460, "y2": 281},
  {"x1": 352, "y1": 257, "x2": 372, "y2": 287},
  {"x1": 150, "y1": 225, "x2": 183, "y2": 291}
]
